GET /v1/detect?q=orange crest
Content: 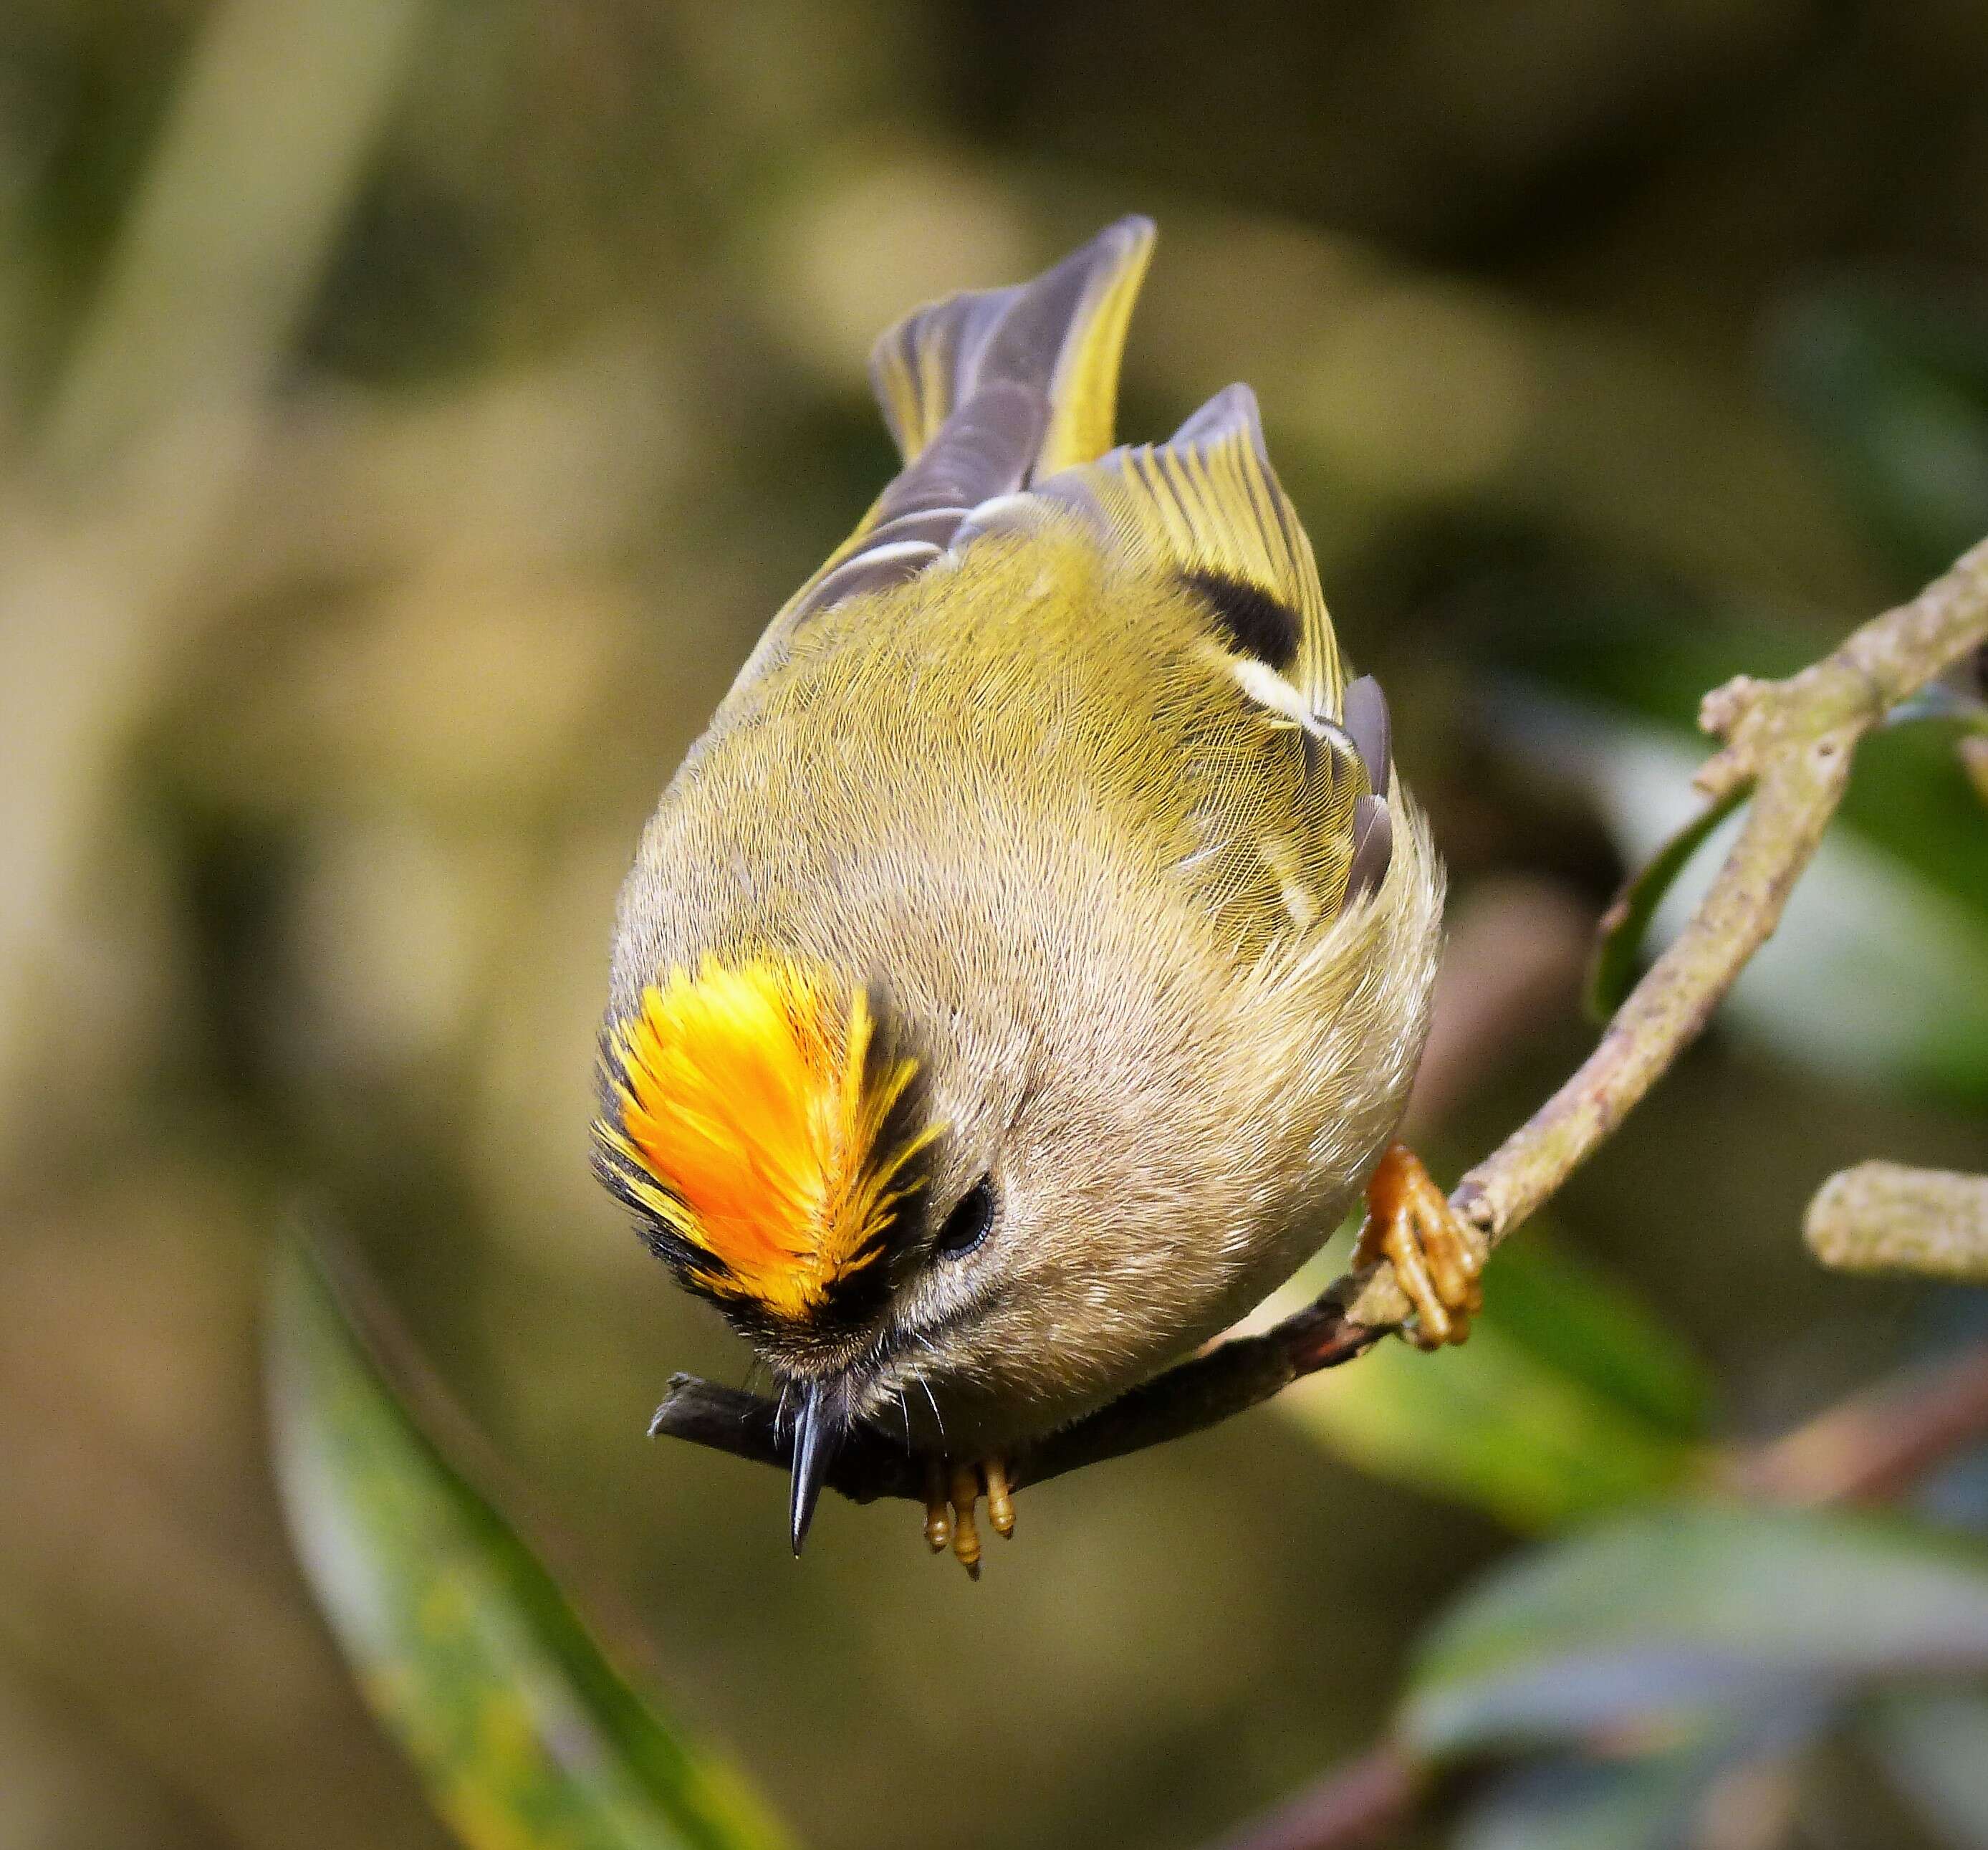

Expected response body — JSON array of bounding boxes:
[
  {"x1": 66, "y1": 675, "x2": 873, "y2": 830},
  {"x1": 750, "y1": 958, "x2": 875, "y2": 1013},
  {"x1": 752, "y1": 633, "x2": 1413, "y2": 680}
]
[{"x1": 595, "y1": 957, "x2": 933, "y2": 1322}]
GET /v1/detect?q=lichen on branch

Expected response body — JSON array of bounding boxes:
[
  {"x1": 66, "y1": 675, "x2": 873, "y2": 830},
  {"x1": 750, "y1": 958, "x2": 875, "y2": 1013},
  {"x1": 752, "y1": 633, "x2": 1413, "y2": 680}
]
[{"x1": 1806, "y1": 1161, "x2": 1988, "y2": 1284}]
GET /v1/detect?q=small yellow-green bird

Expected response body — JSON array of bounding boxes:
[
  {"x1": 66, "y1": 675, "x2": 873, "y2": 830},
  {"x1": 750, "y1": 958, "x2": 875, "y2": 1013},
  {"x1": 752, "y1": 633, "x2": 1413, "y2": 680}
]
[{"x1": 595, "y1": 216, "x2": 1478, "y2": 1573}]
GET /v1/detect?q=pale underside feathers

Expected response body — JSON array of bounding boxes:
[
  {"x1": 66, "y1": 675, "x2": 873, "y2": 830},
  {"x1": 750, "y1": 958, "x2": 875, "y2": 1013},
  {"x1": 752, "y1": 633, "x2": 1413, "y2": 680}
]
[{"x1": 751, "y1": 215, "x2": 1396, "y2": 936}]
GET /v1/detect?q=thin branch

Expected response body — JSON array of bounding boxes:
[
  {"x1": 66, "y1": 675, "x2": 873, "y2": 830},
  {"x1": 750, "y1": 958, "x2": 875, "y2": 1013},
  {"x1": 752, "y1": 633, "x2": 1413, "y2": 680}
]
[
  {"x1": 1201, "y1": 1744, "x2": 1418, "y2": 1850},
  {"x1": 649, "y1": 536, "x2": 1988, "y2": 1502},
  {"x1": 649, "y1": 1300, "x2": 1377, "y2": 1502},
  {"x1": 1804, "y1": 1161, "x2": 1988, "y2": 1284},
  {"x1": 1728, "y1": 1338, "x2": 1988, "y2": 1507},
  {"x1": 1449, "y1": 532, "x2": 1988, "y2": 1245}
]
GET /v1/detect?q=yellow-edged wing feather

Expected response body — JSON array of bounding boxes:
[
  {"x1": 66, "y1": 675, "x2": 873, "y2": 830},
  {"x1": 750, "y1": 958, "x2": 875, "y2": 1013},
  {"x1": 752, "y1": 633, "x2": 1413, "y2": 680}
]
[
  {"x1": 743, "y1": 217, "x2": 1157, "y2": 653},
  {"x1": 994, "y1": 383, "x2": 1387, "y2": 924},
  {"x1": 1035, "y1": 383, "x2": 1346, "y2": 717},
  {"x1": 868, "y1": 214, "x2": 1153, "y2": 471}
]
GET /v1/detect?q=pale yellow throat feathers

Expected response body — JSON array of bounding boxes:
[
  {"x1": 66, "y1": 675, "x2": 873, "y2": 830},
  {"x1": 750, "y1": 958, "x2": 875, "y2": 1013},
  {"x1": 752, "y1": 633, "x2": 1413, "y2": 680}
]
[{"x1": 596, "y1": 957, "x2": 935, "y2": 1321}]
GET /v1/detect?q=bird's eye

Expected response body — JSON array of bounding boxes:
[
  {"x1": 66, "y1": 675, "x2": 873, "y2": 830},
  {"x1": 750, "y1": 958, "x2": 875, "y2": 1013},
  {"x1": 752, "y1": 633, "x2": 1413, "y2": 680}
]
[{"x1": 933, "y1": 1177, "x2": 995, "y2": 1260}]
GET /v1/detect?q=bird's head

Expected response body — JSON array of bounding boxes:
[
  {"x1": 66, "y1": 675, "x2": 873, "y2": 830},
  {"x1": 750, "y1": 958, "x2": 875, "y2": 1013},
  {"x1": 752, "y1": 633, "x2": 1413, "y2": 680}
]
[
  {"x1": 595, "y1": 938, "x2": 1264, "y2": 1554},
  {"x1": 594, "y1": 954, "x2": 956, "y2": 1552}
]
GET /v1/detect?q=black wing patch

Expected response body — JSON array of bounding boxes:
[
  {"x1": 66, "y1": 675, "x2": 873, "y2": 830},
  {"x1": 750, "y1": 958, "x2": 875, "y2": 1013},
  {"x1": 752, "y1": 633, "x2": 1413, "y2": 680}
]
[{"x1": 1179, "y1": 567, "x2": 1301, "y2": 673}]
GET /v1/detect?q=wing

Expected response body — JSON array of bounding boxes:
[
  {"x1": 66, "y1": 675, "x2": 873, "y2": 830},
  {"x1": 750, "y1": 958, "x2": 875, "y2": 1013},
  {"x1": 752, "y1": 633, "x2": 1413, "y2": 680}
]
[
  {"x1": 746, "y1": 217, "x2": 1155, "y2": 651},
  {"x1": 735, "y1": 217, "x2": 1396, "y2": 924},
  {"x1": 976, "y1": 383, "x2": 1397, "y2": 919},
  {"x1": 1034, "y1": 383, "x2": 1343, "y2": 714},
  {"x1": 869, "y1": 213, "x2": 1153, "y2": 477}
]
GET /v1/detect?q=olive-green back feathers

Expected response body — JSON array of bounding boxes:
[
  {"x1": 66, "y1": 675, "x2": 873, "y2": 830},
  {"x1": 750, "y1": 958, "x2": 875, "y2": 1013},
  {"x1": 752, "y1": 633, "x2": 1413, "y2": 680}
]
[
  {"x1": 789, "y1": 217, "x2": 1345, "y2": 701},
  {"x1": 744, "y1": 216, "x2": 1395, "y2": 923}
]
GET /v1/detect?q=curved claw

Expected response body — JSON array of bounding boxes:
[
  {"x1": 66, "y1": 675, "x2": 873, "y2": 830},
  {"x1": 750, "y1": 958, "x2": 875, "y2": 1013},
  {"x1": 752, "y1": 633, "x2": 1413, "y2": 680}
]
[{"x1": 1354, "y1": 1144, "x2": 1484, "y2": 1349}]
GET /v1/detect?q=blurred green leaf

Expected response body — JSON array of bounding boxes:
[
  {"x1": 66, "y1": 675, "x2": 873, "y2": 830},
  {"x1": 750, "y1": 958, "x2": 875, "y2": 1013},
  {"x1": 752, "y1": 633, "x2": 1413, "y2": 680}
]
[
  {"x1": 1839, "y1": 717, "x2": 1988, "y2": 932},
  {"x1": 265, "y1": 1237, "x2": 794, "y2": 1850},
  {"x1": 1480, "y1": 582, "x2": 1988, "y2": 932},
  {"x1": 1401, "y1": 1504, "x2": 1988, "y2": 1761},
  {"x1": 1585, "y1": 780, "x2": 1749, "y2": 1019},
  {"x1": 1500, "y1": 696, "x2": 1988, "y2": 1097},
  {"x1": 1284, "y1": 1237, "x2": 1709, "y2": 1531},
  {"x1": 1473, "y1": 1239, "x2": 1709, "y2": 1440},
  {"x1": 1866, "y1": 1689, "x2": 1988, "y2": 1849},
  {"x1": 1768, "y1": 282, "x2": 1988, "y2": 585}
]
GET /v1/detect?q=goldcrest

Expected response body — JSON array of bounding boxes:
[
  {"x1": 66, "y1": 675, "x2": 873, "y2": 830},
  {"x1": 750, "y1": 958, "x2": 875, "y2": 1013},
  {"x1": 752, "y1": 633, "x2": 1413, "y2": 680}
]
[{"x1": 594, "y1": 218, "x2": 1475, "y2": 1573}]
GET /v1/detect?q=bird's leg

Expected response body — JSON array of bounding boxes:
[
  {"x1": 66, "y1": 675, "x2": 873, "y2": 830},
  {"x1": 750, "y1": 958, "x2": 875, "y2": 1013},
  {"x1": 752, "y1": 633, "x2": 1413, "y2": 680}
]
[
  {"x1": 918, "y1": 1458, "x2": 1017, "y2": 1576},
  {"x1": 1353, "y1": 1143, "x2": 1484, "y2": 1349}
]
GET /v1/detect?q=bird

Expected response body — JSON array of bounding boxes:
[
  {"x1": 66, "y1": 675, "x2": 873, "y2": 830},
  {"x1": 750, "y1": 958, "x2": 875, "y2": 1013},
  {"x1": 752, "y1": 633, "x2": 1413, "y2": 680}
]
[{"x1": 592, "y1": 216, "x2": 1479, "y2": 1576}]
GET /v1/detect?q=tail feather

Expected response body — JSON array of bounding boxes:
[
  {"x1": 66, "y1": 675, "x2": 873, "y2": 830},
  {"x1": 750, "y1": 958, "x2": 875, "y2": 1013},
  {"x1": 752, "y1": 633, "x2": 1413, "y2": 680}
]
[
  {"x1": 749, "y1": 219, "x2": 1157, "y2": 650},
  {"x1": 868, "y1": 215, "x2": 1154, "y2": 481}
]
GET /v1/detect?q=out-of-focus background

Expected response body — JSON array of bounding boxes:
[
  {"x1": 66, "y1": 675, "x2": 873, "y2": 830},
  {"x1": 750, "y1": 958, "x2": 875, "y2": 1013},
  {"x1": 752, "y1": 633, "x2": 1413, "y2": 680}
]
[{"x1": 5, "y1": 3, "x2": 1988, "y2": 1848}]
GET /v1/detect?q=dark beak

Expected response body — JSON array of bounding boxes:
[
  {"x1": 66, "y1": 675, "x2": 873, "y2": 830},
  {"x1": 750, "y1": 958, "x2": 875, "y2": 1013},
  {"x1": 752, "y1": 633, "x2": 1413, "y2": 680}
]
[{"x1": 788, "y1": 1381, "x2": 842, "y2": 1557}]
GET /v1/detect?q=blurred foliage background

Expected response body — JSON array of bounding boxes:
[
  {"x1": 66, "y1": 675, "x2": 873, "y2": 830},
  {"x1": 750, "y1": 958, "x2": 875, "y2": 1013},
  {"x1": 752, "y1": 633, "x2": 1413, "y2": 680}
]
[{"x1": 4, "y1": 2, "x2": 1988, "y2": 1847}]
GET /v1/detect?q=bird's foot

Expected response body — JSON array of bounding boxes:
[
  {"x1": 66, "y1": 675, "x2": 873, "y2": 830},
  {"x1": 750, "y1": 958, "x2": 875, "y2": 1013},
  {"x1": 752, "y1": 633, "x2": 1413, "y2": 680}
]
[
  {"x1": 921, "y1": 1456, "x2": 1016, "y2": 1578},
  {"x1": 1353, "y1": 1143, "x2": 1484, "y2": 1349}
]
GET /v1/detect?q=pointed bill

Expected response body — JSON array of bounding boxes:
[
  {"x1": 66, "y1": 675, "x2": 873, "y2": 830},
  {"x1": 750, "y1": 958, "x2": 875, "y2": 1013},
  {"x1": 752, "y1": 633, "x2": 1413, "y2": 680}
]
[{"x1": 788, "y1": 1382, "x2": 842, "y2": 1557}]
